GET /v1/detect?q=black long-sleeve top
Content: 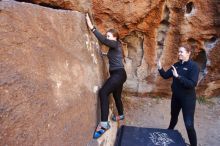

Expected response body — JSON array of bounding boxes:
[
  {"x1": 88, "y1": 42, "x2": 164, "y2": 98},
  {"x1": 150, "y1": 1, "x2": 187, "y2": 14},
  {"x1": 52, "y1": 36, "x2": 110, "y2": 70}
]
[
  {"x1": 93, "y1": 29, "x2": 124, "y2": 71},
  {"x1": 158, "y1": 60, "x2": 199, "y2": 98}
]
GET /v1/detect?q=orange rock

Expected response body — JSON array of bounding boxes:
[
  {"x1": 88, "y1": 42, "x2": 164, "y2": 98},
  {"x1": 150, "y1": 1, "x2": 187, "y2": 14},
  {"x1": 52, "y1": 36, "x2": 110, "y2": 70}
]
[
  {"x1": 15, "y1": 0, "x2": 91, "y2": 12},
  {"x1": 92, "y1": 0, "x2": 220, "y2": 97}
]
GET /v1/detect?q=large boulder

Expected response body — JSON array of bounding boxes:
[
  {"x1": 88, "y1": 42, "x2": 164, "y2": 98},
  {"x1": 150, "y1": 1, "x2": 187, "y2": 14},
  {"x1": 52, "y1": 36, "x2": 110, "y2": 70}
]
[
  {"x1": 0, "y1": 1, "x2": 117, "y2": 146},
  {"x1": 15, "y1": 0, "x2": 91, "y2": 12}
]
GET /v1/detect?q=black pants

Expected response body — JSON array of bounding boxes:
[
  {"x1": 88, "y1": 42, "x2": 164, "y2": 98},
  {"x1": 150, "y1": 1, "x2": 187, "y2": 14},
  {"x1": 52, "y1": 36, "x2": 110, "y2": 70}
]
[
  {"x1": 168, "y1": 95, "x2": 197, "y2": 146},
  {"x1": 99, "y1": 68, "x2": 127, "y2": 121}
]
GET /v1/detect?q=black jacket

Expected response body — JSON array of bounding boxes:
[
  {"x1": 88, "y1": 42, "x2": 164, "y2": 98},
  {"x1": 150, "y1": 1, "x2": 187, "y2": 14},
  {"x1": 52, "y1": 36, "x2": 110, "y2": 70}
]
[
  {"x1": 93, "y1": 29, "x2": 124, "y2": 71},
  {"x1": 158, "y1": 60, "x2": 199, "y2": 98}
]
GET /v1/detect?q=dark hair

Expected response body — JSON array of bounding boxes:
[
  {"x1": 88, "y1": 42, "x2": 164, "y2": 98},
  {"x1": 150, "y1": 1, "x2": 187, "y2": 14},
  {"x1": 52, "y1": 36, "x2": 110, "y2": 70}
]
[
  {"x1": 107, "y1": 29, "x2": 120, "y2": 40},
  {"x1": 107, "y1": 29, "x2": 127, "y2": 63}
]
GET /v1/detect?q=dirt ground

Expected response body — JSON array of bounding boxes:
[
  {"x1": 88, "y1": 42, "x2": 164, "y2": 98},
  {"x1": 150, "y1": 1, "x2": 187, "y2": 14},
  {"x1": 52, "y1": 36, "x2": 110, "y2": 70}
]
[{"x1": 121, "y1": 96, "x2": 220, "y2": 146}]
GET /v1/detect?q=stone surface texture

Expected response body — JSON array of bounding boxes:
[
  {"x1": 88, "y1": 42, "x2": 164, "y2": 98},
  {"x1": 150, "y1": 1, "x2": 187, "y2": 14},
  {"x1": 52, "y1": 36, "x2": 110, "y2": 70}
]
[
  {"x1": 0, "y1": 1, "x2": 117, "y2": 146},
  {"x1": 92, "y1": 0, "x2": 220, "y2": 97},
  {"x1": 0, "y1": 0, "x2": 220, "y2": 145}
]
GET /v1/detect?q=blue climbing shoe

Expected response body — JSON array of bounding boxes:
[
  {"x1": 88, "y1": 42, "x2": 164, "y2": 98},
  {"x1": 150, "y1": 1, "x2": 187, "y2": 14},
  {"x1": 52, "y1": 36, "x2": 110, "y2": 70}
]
[{"x1": 93, "y1": 123, "x2": 110, "y2": 139}]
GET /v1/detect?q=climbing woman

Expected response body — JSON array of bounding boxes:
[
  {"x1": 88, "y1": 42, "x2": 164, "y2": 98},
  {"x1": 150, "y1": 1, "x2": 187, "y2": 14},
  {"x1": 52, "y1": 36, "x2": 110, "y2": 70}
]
[
  {"x1": 85, "y1": 13, "x2": 127, "y2": 139},
  {"x1": 157, "y1": 44, "x2": 199, "y2": 146}
]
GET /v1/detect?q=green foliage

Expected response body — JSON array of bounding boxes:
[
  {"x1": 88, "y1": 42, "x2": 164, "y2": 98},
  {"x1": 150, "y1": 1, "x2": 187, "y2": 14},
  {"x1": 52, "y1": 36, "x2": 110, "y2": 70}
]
[
  {"x1": 197, "y1": 96, "x2": 214, "y2": 106},
  {"x1": 152, "y1": 96, "x2": 162, "y2": 104}
]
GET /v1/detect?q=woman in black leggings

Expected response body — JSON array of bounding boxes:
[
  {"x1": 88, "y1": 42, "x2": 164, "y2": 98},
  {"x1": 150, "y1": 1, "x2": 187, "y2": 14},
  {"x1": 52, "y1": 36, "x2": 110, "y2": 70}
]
[
  {"x1": 157, "y1": 44, "x2": 199, "y2": 146},
  {"x1": 86, "y1": 14, "x2": 127, "y2": 139}
]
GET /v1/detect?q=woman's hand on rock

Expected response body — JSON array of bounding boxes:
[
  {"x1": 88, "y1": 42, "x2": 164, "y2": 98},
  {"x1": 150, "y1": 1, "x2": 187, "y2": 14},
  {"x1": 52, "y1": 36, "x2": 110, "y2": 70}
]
[
  {"x1": 86, "y1": 13, "x2": 94, "y2": 30},
  {"x1": 157, "y1": 60, "x2": 162, "y2": 70}
]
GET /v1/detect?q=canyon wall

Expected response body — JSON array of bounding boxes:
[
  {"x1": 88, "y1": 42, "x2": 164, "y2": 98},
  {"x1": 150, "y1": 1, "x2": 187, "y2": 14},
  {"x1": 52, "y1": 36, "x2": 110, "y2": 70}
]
[
  {"x1": 92, "y1": 0, "x2": 220, "y2": 97},
  {"x1": 0, "y1": 0, "x2": 220, "y2": 145}
]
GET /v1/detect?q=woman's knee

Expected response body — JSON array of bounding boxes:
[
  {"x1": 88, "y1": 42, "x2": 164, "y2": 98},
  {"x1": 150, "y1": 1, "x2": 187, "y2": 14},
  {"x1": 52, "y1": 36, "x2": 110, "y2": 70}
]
[
  {"x1": 99, "y1": 88, "x2": 108, "y2": 99},
  {"x1": 99, "y1": 88, "x2": 104, "y2": 96}
]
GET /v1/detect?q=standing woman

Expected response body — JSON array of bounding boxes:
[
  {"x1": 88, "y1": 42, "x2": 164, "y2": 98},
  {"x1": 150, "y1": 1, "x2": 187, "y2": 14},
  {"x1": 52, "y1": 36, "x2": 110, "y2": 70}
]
[
  {"x1": 85, "y1": 14, "x2": 127, "y2": 139},
  {"x1": 157, "y1": 44, "x2": 199, "y2": 146}
]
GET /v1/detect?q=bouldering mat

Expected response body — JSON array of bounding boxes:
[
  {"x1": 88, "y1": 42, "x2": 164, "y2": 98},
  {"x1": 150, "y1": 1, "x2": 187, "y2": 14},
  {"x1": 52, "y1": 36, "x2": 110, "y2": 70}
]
[{"x1": 115, "y1": 125, "x2": 186, "y2": 146}]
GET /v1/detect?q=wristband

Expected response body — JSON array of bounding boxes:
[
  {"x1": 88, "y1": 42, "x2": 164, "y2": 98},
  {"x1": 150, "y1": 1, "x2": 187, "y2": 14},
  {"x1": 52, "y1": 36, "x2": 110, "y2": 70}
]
[{"x1": 91, "y1": 27, "x2": 96, "y2": 32}]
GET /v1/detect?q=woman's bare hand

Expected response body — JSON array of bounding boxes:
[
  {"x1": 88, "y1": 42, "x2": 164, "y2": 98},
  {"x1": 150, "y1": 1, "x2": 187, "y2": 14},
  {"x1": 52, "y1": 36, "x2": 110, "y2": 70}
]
[
  {"x1": 171, "y1": 65, "x2": 179, "y2": 78},
  {"x1": 157, "y1": 59, "x2": 162, "y2": 70},
  {"x1": 86, "y1": 13, "x2": 94, "y2": 30}
]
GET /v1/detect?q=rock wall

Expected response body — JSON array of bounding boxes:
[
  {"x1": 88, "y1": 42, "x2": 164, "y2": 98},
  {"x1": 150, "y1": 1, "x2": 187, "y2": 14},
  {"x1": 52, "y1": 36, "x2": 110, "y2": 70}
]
[
  {"x1": 92, "y1": 0, "x2": 220, "y2": 97},
  {"x1": 0, "y1": 0, "x2": 118, "y2": 146},
  {"x1": 0, "y1": 0, "x2": 219, "y2": 145},
  {"x1": 15, "y1": 0, "x2": 91, "y2": 12}
]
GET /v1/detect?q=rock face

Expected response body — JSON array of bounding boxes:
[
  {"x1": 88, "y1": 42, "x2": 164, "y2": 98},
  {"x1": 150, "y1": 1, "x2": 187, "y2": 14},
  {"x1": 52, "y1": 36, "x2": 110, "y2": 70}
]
[
  {"x1": 0, "y1": 0, "x2": 219, "y2": 144},
  {"x1": 0, "y1": 1, "x2": 118, "y2": 146},
  {"x1": 92, "y1": 0, "x2": 220, "y2": 97},
  {"x1": 15, "y1": 0, "x2": 91, "y2": 12}
]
